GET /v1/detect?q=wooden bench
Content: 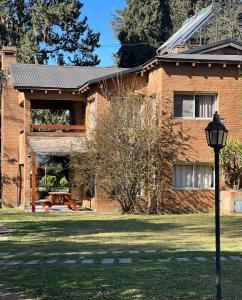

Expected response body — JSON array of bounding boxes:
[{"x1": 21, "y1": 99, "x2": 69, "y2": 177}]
[{"x1": 37, "y1": 192, "x2": 80, "y2": 212}]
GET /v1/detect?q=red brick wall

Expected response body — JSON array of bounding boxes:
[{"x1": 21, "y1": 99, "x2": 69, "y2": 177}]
[
  {"x1": 146, "y1": 62, "x2": 242, "y2": 212},
  {"x1": 1, "y1": 78, "x2": 24, "y2": 207}
]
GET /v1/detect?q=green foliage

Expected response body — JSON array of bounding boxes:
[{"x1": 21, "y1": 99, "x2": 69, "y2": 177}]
[
  {"x1": 31, "y1": 109, "x2": 71, "y2": 127},
  {"x1": 220, "y1": 139, "x2": 242, "y2": 190},
  {"x1": 113, "y1": 0, "x2": 172, "y2": 67},
  {"x1": 60, "y1": 176, "x2": 69, "y2": 187},
  {"x1": 170, "y1": 0, "x2": 192, "y2": 33},
  {"x1": 114, "y1": 0, "x2": 241, "y2": 67},
  {"x1": 40, "y1": 175, "x2": 56, "y2": 187},
  {"x1": 0, "y1": 0, "x2": 100, "y2": 65}
]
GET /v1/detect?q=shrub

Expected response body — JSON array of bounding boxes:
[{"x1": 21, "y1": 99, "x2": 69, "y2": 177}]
[
  {"x1": 39, "y1": 175, "x2": 56, "y2": 187},
  {"x1": 220, "y1": 139, "x2": 242, "y2": 190},
  {"x1": 60, "y1": 176, "x2": 69, "y2": 187}
]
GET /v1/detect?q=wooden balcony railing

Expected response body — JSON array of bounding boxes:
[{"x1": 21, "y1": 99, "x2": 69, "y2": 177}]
[{"x1": 30, "y1": 124, "x2": 86, "y2": 132}]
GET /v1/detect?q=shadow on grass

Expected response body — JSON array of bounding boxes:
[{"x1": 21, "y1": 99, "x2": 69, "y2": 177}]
[
  {"x1": 0, "y1": 250, "x2": 242, "y2": 300},
  {"x1": 0, "y1": 213, "x2": 242, "y2": 299}
]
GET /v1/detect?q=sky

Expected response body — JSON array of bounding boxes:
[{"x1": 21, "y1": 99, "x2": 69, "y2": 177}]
[{"x1": 82, "y1": 0, "x2": 126, "y2": 67}]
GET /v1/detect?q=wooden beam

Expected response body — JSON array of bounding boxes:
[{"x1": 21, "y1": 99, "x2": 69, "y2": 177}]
[
  {"x1": 31, "y1": 124, "x2": 86, "y2": 131},
  {"x1": 31, "y1": 152, "x2": 36, "y2": 213}
]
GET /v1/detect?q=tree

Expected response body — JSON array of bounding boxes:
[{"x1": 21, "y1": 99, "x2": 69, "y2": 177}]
[
  {"x1": 0, "y1": 0, "x2": 100, "y2": 65},
  {"x1": 170, "y1": 0, "x2": 242, "y2": 43},
  {"x1": 112, "y1": 0, "x2": 172, "y2": 67},
  {"x1": 205, "y1": 0, "x2": 242, "y2": 41},
  {"x1": 70, "y1": 90, "x2": 190, "y2": 214},
  {"x1": 31, "y1": 108, "x2": 71, "y2": 130},
  {"x1": 169, "y1": 0, "x2": 192, "y2": 33}
]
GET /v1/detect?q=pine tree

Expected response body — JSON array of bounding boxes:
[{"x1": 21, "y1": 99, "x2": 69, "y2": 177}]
[
  {"x1": 113, "y1": 0, "x2": 172, "y2": 68},
  {"x1": 169, "y1": 0, "x2": 192, "y2": 33},
  {"x1": 0, "y1": 0, "x2": 100, "y2": 65}
]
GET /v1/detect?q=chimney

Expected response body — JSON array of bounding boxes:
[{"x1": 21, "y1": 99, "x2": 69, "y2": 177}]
[
  {"x1": 1, "y1": 46, "x2": 17, "y2": 73},
  {"x1": 173, "y1": 45, "x2": 187, "y2": 53}
]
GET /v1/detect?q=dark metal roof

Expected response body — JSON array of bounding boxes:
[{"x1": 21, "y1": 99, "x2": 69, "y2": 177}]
[
  {"x1": 182, "y1": 38, "x2": 242, "y2": 54},
  {"x1": 9, "y1": 64, "x2": 129, "y2": 90},
  {"x1": 78, "y1": 65, "x2": 143, "y2": 90},
  {"x1": 157, "y1": 53, "x2": 242, "y2": 63}
]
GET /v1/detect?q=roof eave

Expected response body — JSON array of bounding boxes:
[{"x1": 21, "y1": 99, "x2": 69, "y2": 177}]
[{"x1": 78, "y1": 65, "x2": 143, "y2": 93}]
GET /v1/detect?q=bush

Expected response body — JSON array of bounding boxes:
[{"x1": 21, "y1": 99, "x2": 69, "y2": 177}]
[
  {"x1": 220, "y1": 139, "x2": 242, "y2": 190},
  {"x1": 39, "y1": 175, "x2": 56, "y2": 187},
  {"x1": 60, "y1": 176, "x2": 69, "y2": 187}
]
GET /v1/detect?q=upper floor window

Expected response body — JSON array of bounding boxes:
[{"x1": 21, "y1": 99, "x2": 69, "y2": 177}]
[{"x1": 174, "y1": 93, "x2": 216, "y2": 119}]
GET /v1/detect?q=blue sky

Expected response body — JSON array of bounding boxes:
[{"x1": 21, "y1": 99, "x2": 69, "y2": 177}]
[{"x1": 82, "y1": 0, "x2": 126, "y2": 67}]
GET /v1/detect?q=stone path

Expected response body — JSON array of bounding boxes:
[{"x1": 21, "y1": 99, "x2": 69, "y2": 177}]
[
  {"x1": 0, "y1": 255, "x2": 241, "y2": 266},
  {"x1": 0, "y1": 250, "x2": 241, "y2": 266},
  {"x1": 0, "y1": 248, "x2": 241, "y2": 267}
]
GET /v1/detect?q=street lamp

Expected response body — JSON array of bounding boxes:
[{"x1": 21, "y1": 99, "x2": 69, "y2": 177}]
[{"x1": 205, "y1": 111, "x2": 228, "y2": 300}]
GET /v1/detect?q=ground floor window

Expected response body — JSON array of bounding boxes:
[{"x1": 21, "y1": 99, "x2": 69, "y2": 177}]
[{"x1": 173, "y1": 164, "x2": 214, "y2": 189}]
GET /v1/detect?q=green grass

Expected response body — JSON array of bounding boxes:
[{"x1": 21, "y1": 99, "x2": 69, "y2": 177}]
[{"x1": 0, "y1": 210, "x2": 242, "y2": 299}]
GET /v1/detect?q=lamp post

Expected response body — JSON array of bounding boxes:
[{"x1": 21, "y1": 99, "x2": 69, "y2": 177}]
[{"x1": 205, "y1": 111, "x2": 228, "y2": 300}]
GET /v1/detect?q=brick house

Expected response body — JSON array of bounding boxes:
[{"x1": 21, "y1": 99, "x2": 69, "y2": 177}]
[{"x1": 1, "y1": 38, "x2": 242, "y2": 213}]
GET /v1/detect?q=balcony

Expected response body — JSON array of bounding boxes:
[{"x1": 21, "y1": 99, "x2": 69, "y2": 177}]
[{"x1": 29, "y1": 99, "x2": 86, "y2": 136}]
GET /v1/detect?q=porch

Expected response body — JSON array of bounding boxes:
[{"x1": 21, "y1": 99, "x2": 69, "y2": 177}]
[{"x1": 27, "y1": 136, "x2": 94, "y2": 212}]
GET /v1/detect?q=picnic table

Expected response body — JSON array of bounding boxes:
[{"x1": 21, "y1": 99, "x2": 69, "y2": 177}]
[{"x1": 38, "y1": 192, "x2": 80, "y2": 212}]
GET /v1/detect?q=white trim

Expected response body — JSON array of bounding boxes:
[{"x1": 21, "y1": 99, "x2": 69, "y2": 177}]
[
  {"x1": 173, "y1": 117, "x2": 213, "y2": 120},
  {"x1": 173, "y1": 187, "x2": 214, "y2": 191}
]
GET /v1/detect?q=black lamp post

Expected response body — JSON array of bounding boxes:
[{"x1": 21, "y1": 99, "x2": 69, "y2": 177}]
[{"x1": 205, "y1": 111, "x2": 228, "y2": 300}]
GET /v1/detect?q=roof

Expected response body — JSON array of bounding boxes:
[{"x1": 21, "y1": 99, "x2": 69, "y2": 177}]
[
  {"x1": 27, "y1": 136, "x2": 87, "y2": 154},
  {"x1": 9, "y1": 64, "x2": 128, "y2": 90},
  {"x1": 157, "y1": 3, "x2": 220, "y2": 55},
  {"x1": 157, "y1": 53, "x2": 242, "y2": 63},
  {"x1": 78, "y1": 65, "x2": 142, "y2": 89},
  {"x1": 182, "y1": 38, "x2": 242, "y2": 54}
]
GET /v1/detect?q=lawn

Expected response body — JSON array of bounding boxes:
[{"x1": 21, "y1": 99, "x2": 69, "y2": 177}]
[{"x1": 0, "y1": 210, "x2": 242, "y2": 300}]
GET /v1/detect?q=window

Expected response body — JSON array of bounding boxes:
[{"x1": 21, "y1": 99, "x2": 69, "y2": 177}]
[
  {"x1": 173, "y1": 164, "x2": 214, "y2": 189},
  {"x1": 174, "y1": 94, "x2": 215, "y2": 118},
  {"x1": 89, "y1": 99, "x2": 96, "y2": 130}
]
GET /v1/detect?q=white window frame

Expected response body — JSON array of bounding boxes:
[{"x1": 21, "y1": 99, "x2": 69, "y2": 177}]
[
  {"x1": 173, "y1": 93, "x2": 217, "y2": 120},
  {"x1": 173, "y1": 164, "x2": 214, "y2": 191}
]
